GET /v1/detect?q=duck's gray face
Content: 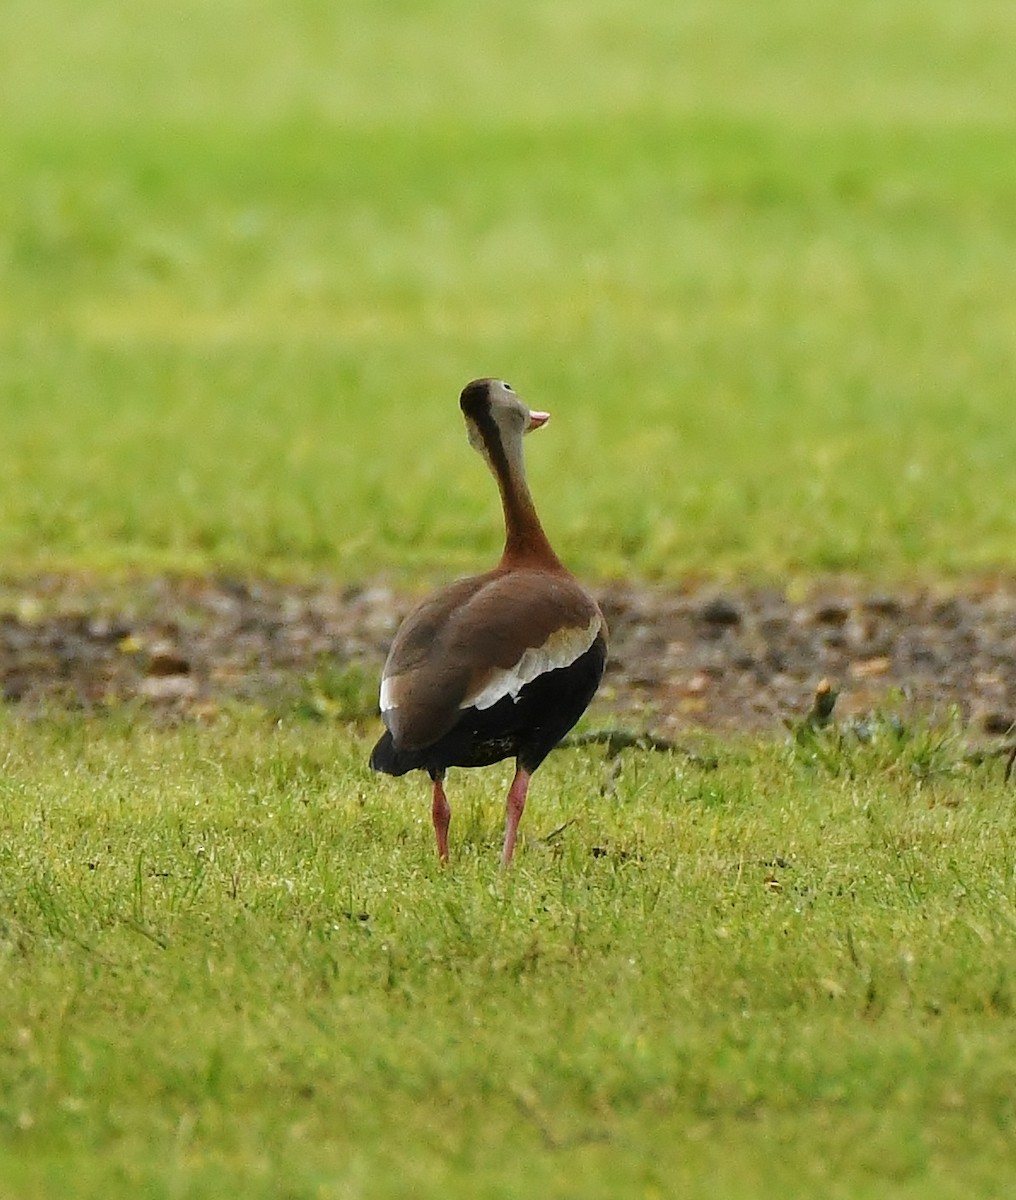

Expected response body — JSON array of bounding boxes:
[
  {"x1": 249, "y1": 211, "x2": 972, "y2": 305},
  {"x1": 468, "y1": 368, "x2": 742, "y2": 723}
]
[{"x1": 460, "y1": 378, "x2": 549, "y2": 459}]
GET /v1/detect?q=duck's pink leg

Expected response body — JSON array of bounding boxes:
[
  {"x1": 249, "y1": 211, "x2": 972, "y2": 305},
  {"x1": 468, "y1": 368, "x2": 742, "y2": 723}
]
[
  {"x1": 431, "y1": 775, "x2": 451, "y2": 862},
  {"x1": 501, "y1": 767, "x2": 531, "y2": 868}
]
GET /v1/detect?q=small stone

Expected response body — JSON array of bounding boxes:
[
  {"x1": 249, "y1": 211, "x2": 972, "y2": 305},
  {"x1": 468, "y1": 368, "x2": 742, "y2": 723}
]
[
  {"x1": 981, "y1": 711, "x2": 1014, "y2": 736},
  {"x1": 850, "y1": 656, "x2": 892, "y2": 679},
  {"x1": 862, "y1": 594, "x2": 904, "y2": 618},
  {"x1": 932, "y1": 598, "x2": 965, "y2": 628},
  {"x1": 146, "y1": 642, "x2": 191, "y2": 677},
  {"x1": 812, "y1": 600, "x2": 851, "y2": 626},
  {"x1": 698, "y1": 596, "x2": 741, "y2": 627},
  {"x1": 683, "y1": 671, "x2": 711, "y2": 694},
  {"x1": 139, "y1": 674, "x2": 198, "y2": 702}
]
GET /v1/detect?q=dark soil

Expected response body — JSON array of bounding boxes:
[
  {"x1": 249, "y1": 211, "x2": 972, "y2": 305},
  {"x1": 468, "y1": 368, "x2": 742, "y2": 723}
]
[{"x1": 2, "y1": 574, "x2": 1015, "y2": 741}]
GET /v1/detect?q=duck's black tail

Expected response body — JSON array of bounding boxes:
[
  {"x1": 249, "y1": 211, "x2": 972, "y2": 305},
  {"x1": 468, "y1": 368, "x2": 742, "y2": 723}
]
[{"x1": 369, "y1": 730, "x2": 422, "y2": 777}]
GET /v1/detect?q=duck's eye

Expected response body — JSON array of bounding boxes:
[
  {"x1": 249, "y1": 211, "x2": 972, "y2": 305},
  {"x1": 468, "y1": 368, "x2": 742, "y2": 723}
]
[{"x1": 502, "y1": 381, "x2": 513, "y2": 392}]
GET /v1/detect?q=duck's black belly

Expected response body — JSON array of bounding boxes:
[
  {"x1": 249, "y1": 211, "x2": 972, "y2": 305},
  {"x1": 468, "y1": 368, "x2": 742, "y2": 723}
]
[
  {"x1": 436, "y1": 634, "x2": 607, "y2": 772},
  {"x1": 371, "y1": 634, "x2": 606, "y2": 777}
]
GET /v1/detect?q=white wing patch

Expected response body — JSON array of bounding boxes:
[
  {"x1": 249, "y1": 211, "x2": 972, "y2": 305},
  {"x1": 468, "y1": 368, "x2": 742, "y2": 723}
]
[
  {"x1": 379, "y1": 675, "x2": 396, "y2": 713},
  {"x1": 465, "y1": 615, "x2": 601, "y2": 711}
]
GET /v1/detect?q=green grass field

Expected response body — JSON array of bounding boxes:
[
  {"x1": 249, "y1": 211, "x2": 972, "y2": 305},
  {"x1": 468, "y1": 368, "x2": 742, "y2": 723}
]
[
  {"x1": 2, "y1": 712, "x2": 1015, "y2": 1199},
  {"x1": 3, "y1": 0, "x2": 1016, "y2": 580},
  {"x1": 3, "y1": 1, "x2": 1016, "y2": 1196}
]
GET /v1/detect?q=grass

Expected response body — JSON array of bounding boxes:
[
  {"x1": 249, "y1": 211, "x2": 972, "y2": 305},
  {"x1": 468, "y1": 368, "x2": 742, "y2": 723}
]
[
  {"x1": 1, "y1": 707, "x2": 1015, "y2": 1199},
  {"x1": 2, "y1": 0, "x2": 1016, "y2": 580},
  {"x1": 3, "y1": 1, "x2": 1016, "y2": 1195}
]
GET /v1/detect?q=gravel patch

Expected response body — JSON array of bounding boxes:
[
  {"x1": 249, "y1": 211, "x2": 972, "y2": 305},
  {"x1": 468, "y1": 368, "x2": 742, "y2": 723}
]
[{"x1": 1, "y1": 574, "x2": 1015, "y2": 740}]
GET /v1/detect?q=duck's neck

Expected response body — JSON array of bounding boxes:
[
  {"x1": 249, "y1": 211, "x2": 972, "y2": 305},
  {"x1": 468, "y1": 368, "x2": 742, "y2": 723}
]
[{"x1": 486, "y1": 431, "x2": 564, "y2": 571}]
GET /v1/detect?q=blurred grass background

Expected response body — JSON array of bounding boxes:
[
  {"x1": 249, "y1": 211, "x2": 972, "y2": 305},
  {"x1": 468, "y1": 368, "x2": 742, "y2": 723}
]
[{"x1": 2, "y1": 0, "x2": 1016, "y2": 581}]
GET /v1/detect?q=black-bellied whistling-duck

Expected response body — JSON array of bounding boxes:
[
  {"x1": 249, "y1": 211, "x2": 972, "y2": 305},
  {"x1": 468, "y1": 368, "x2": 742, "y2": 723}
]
[{"x1": 369, "y1": 378, "x2": 608, "y2": 866}]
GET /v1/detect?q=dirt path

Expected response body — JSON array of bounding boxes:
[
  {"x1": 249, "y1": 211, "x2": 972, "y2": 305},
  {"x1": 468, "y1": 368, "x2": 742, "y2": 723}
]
[{"x1": 2, "y1": 574, "x2": 1015, "y2": 740}]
